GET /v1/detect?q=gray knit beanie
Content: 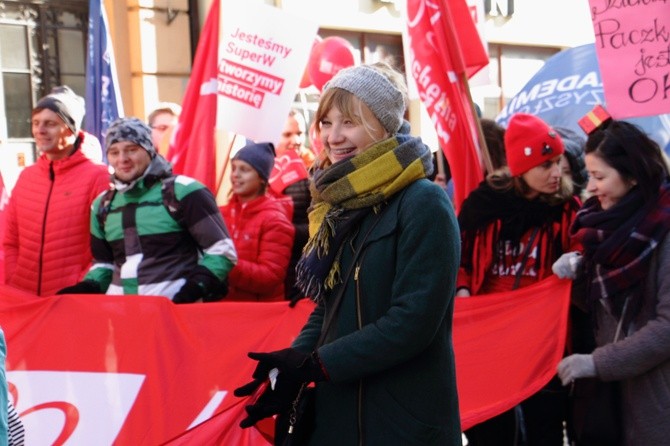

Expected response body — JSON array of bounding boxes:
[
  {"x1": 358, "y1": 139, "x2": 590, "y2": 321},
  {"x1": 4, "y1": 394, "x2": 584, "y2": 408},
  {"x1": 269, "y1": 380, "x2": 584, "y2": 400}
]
[
  {"x1": 105, "y1": 117, "x2": 156, "y2": 158},
  {"x1": 34, "y1": 85, "x2": 85, "y2": 134},
  {"x1": 233, "y1": 142, "x2": 276, "y2": 182},
  {"x1": 323, "y1": 65, "x2": 405, "y2": 134}
]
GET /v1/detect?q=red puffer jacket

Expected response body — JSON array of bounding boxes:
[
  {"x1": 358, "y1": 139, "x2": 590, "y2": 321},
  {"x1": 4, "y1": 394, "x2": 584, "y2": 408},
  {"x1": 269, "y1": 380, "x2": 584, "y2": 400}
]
[
  {"x1": 3, "y1": 150, "x2": 110, "y2": 295},
  {"x1": 220, "y1": 194, "x2": 294, "y2": 301}
]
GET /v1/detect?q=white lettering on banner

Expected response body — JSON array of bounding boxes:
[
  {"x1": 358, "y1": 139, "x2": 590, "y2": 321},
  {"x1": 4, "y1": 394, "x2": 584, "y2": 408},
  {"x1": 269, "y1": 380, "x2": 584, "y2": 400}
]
[
  {"x1": 497, "y1": 70, "x2": 603, "y2": 120},
  {"x1": 505, "y1": 72, "x2": 601, "y2": 111},
  {"x1": 410, "y1": 59, "x2": 458, "y2": 141},
  {"x1": 406, "y1": 1, "x2": 462, "y2": 147},
  {"x1": 7, "y1": 371, "x2": 144, "y2": 445},
  {"x1": 218, "y1": 59, "x2": 285, "y2": 94},
  {"x1": 218, "y1": 79, "x2": 265, "y2": 109}
]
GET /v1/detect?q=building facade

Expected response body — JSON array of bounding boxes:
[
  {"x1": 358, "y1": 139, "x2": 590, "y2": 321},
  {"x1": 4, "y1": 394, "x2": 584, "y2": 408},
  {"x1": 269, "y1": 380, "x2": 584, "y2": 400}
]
[{"x1": 0, "y1": 0, "x2": 595, "y2": 190}]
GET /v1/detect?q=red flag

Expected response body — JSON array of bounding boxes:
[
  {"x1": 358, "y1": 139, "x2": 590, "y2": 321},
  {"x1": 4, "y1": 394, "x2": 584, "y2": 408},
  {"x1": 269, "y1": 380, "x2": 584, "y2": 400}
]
[
  {"x1": 160, "y1": 402, "x2": 273, "y2": 446},
  {"x1": 406, "y1": 0, "x2": 488, "y2": 213},
  {"x1": 455, "y1": 276, "x2": 571, "y2": 429},
  {"x1": 167, "y1": 0, "x2": 220, "y2": 194}
]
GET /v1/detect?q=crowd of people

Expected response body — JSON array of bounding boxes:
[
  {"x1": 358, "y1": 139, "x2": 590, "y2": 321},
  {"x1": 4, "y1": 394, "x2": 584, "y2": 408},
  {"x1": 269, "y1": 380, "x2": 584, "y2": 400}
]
[{"x1": 2, "y1": 62, "x2": 670, "y2": 445}]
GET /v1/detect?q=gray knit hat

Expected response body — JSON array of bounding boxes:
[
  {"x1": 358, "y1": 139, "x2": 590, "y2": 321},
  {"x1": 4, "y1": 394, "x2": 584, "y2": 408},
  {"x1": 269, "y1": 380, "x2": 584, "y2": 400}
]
[
  {"x1": 233, "y1": 142, "x2": 276, "y2": 181},
  {"x1": 34, "y1": 85, "x2": 85, "y2": 134},
  {"x1": 323, "y1": 65, "x2": 405, "y2": 134},
  {"x1": 105, "y1": 117, "x2": 156, "y2": 157}
]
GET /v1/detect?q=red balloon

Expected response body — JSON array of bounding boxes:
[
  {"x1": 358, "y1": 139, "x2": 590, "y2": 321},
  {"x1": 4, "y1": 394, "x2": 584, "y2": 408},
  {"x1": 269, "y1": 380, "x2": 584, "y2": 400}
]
[
  {"x1": 299, "y1": 36, "x2": 322, "y2": 89},
  {"x1": 307, "y1": 36, "x2": 356, "y2": 91}
]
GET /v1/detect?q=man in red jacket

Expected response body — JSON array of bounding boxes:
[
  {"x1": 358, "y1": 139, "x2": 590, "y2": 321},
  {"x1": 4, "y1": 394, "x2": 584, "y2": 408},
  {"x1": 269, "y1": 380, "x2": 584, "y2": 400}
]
[{"x1": 3, "y1": 86, "x2": 110, "y2": 296}]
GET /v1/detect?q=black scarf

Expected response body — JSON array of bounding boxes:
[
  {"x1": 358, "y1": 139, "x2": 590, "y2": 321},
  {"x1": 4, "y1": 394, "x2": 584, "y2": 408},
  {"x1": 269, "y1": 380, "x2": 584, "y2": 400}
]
[{"x1": 459, "y1": 181, "x2": 569, "y2": 259}]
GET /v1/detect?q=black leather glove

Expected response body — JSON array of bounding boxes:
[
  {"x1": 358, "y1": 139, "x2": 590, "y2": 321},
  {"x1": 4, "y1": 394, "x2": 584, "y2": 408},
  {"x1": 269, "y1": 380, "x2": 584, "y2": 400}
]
[
  {"x1": 250, "y1": 348, "x2": 327, "y2": 383},
  {"x1": 203, "y1": 278, "x2": 228, "y2": 302},
  {"x1": 235, "y1": 374, "x2": 303, "y2": 428},
  {"x1": 234, "y1": 348, "x2": 327, "y2": 399},
  {"x1": 172, "y1": 279, "x2": 206, "y2": 304},
  {"x1": 56, "y1": 280, "x2": 101, "y2": 295}
]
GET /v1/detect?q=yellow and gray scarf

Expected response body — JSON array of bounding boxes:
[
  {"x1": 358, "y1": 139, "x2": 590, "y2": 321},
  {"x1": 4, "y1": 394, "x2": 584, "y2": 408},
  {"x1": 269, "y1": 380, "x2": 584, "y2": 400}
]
[{"x1": 296, "y1": 132, "x2": 433, "y2": 302}]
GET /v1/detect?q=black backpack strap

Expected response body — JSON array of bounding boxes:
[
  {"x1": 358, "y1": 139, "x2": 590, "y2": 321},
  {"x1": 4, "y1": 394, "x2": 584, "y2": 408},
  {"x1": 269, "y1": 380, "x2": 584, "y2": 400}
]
[
  {"x1": 97, "y1": 176, "x2": 182, "y2": 233},
  {"x1": 96, "y1": 188, "x2": 117, "y2": 233},
  {"x1": 161, "y1": 176, "x2": 183, "y2": 224}
]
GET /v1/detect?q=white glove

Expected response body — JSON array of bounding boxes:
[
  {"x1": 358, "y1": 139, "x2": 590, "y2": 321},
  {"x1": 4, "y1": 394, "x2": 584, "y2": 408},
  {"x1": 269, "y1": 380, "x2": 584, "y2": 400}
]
[
  {"x1": 552, "y1": 251, "x2": 583, "y2": 279},
  {"x1": 456, "y1": 288, "x2": 471, "y2": 298},
  {"x1": 557, "y1": 354, "x2": 597, "y2": 386}
]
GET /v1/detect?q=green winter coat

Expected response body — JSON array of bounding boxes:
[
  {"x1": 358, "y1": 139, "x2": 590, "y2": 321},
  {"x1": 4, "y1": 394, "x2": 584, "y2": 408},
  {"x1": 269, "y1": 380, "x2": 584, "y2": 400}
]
[{"x1": 292, "y1": 179, "x2": 462, "y2": 446}]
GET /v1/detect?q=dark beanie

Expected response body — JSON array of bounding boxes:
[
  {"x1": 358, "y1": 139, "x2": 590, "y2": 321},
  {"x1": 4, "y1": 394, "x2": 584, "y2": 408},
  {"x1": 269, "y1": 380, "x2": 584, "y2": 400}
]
[
  {"x1": 555, "y1": 127, "x2": 587, "y2": 192},
  {"x1": 233, "y1": 142, "x2": 276, "y2": 181},
  {"x1": 34, "y1": 85, "x2": 85, "y2": 134}
]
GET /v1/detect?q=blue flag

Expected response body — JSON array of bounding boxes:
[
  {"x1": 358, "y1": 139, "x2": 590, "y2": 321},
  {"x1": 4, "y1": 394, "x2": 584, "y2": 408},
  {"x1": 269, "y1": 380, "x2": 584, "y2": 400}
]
[
  {"x1": 496, "y1": 44, "x2": 670, "y2": 154},
  {"x1": 85, "y1": 0, "x2": 123, "y2": 159}
]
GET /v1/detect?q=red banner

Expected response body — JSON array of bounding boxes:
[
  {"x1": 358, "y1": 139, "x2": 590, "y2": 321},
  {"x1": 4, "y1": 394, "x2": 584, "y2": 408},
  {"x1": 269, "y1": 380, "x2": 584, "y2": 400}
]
[
  {"x1": 1, "y1": 276, "x2": 569, "y2": 443},
  {"x1": 455, "y1": 276, "x2": 571, "y2": 429},
  {"x1": 268, "y1": 151, "x2": 309, "y2": 196},
  {"x1": 406, "y1": 0, "x2": 488, "y2": 213}
]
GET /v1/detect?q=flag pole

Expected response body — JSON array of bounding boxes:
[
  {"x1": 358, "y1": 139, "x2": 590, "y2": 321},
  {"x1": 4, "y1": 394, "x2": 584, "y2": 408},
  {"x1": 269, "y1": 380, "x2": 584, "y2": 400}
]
[
  {"x1": 215, "y1": 132, "x2": 237, "y2": 197},
  {"x1": 436, "y1": 0, "x2": 490, "y2": 178},
  {"x1": 460, "y1": 71, "x2": 493, "y2": 176}
]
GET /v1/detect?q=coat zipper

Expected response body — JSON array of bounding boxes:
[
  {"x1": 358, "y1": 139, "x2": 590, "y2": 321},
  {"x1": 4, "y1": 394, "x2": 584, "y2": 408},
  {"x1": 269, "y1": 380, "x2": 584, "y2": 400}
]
[{"x1": 37, "y1": 163, "x2": 56, "y2": 295}]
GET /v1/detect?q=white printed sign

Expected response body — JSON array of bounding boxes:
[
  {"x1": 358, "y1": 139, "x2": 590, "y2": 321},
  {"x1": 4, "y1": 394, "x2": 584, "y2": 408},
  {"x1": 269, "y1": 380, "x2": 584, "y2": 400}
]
[
  {"x1": 217, "y1": 2, "x2": 318, "y2": 143},
  {"x1": 8, "y1": 371, "x2": 144, "y2": 445}
]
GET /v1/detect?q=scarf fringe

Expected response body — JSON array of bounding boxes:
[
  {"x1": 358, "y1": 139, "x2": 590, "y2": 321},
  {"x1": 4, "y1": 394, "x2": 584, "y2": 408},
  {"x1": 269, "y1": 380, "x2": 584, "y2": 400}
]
[
  {"x1": 324, "y1": 245, "x2": 344, "y2": 290},
  {"x1": 295, "y1": 258, "x2": 326, "y2": 302}
]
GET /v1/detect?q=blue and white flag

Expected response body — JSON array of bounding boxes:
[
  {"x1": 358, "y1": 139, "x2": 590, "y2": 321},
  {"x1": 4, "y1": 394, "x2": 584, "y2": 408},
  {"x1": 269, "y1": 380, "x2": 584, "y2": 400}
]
[
  {"x1": 496, "y1": 44, "x2": 670, "y2": 154},
  {"x1": 85, "y1": 0, "x2": 123, "y2": 159}
]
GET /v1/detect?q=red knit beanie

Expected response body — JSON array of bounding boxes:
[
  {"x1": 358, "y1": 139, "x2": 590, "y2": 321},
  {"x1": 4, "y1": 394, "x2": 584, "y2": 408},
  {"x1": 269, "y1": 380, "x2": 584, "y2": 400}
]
[{"x1": 504, "y1": 113, "x2": 564, "y2": 176}]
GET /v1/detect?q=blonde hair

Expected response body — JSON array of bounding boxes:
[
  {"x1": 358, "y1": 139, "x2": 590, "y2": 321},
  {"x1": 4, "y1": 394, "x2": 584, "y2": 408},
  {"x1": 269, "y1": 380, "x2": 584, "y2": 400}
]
[{"x1": 314, "y1": 63, "x2": 408, "y2": 168}]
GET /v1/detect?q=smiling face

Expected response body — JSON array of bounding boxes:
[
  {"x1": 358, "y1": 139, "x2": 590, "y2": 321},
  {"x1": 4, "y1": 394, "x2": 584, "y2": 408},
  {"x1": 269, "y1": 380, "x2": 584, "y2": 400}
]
[
  {"x1": 31, "y1": 108, "x2": 75, "y2": 161},
  {"x1": 230, "y1": 159, "x2": 265, "y2": 202},
  {"x1": 520, "y1": 155, "x2": 563, "y2": 198},
  {"x1": 319, "y1": 98, "x2": 388, "y2": 165},
  {"x1": 107, "y1": 141, "x2": 152, "y2": 183},
  {"x1": 585, "y1": 153, "x2": 636, "y2": 210}
]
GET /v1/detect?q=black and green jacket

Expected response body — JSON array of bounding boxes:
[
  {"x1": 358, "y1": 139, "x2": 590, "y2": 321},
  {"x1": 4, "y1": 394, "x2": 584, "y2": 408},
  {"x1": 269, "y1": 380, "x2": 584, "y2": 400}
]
[{"x1": 84, "y1": 156, "x2": 236, "y2": 299}]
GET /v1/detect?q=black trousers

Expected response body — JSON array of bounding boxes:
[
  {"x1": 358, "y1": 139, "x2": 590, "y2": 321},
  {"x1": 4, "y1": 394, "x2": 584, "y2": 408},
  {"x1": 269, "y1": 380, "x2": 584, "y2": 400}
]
[{"x1": 465, "y1": 377, "x2": 567, "y2": 446}]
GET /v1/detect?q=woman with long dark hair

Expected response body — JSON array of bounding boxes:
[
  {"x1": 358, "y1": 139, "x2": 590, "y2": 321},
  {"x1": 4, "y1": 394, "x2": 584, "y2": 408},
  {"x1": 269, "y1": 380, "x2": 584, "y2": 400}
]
[{"x1": 557, "y1": 119, "x2": 670, "y2": 445}]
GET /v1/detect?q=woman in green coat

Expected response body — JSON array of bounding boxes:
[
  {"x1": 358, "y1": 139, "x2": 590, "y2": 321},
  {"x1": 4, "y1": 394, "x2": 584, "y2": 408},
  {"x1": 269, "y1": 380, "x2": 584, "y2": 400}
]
[{"x1": 235, "y1": 62, "x2": 462, "y2": 446}]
